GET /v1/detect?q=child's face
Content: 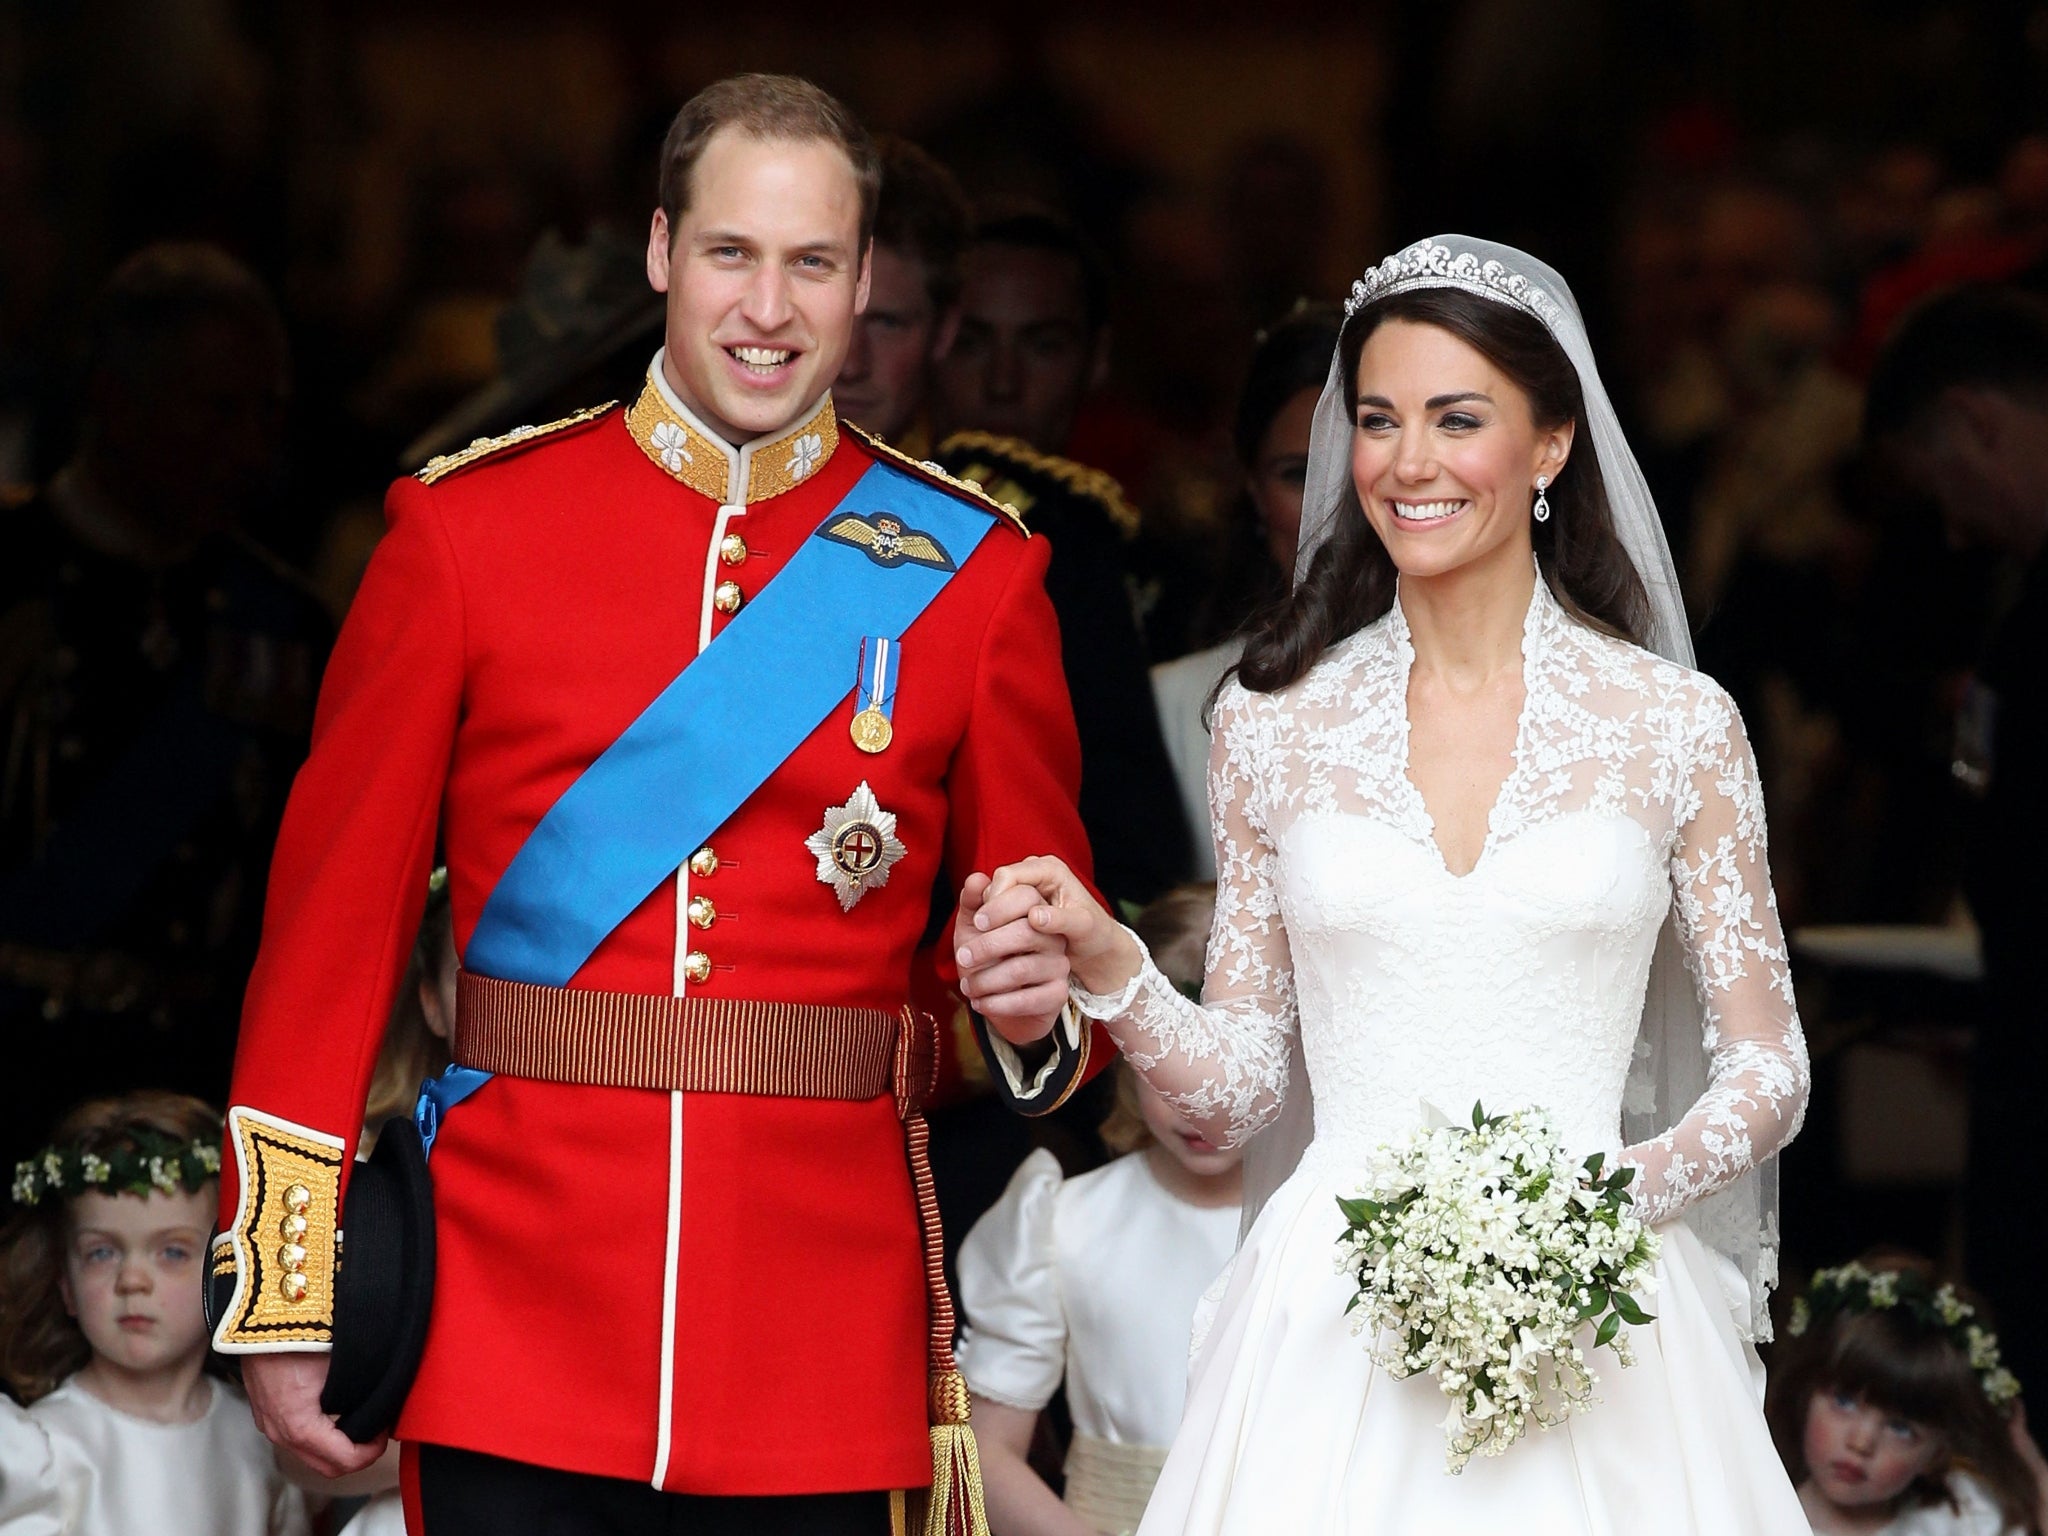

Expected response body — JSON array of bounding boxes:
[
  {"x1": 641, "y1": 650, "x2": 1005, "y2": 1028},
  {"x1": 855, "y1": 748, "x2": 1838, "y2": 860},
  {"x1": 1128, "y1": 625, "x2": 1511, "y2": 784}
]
[
  {"x1": 59, "y1": 1187, "x2": 214, "y2": 1378},
  {"x1": 1802, "y1": 1387, "x2": 1944, "y2": 1509},
  {"x1": 1139, "y1": 1080, "x2": 1245, "y2": 1180}
]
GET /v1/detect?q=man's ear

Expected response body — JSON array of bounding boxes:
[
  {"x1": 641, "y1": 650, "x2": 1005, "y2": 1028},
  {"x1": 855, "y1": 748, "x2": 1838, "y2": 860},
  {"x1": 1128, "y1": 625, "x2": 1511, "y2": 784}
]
[
  {"x1": 644, "y1": 210, "x2": 673, "y2": 294},
  {"x1": 854, "y1": 239, "x2": 874, "y2": 316},
  {"x1": 932, "y1": 302, "x2": 962, "y2": 363}
]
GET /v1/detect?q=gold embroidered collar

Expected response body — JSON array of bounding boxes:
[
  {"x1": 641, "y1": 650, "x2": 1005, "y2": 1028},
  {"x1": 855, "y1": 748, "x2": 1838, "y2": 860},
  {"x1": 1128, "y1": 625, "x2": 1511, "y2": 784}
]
[{"x1": 625, "y1": 352, "x2": 839, "y2": 505}]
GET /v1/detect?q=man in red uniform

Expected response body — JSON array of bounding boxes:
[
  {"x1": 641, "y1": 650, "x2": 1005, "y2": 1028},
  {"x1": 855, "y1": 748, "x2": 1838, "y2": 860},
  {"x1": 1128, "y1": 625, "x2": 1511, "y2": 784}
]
[{"x1": 210, "y1": 75, "x2": 1096, "y2": 1534}]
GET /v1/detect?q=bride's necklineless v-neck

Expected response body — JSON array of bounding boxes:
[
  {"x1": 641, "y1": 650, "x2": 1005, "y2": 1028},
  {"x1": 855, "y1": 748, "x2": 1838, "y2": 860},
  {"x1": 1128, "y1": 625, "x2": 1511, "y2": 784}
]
[{"x1": 1388, "y1": 582, "x2": 1543, "y2": 880}]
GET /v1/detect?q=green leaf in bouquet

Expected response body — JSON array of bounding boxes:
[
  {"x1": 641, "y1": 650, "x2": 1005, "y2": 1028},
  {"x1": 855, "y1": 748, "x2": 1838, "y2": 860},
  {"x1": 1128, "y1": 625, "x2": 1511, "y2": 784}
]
[
  {"x1": 1582, "y1": 1151, "x2": 1607, "y2": 1180},
  {"x1": 1336, "y1": 1195, "x2": 1380, "y2": 1227},
  {"x1": 1611, "y1": 1291, "x2": 1653, "y2": 1326},
  {"x1": 1472, "y1": 1101, "x2": 1487, "y2": 1130},
  {"x1": 1574, "y1": 1287, "x2": 1608, "y2": 1321},
  {"x1": 1595, "y1": 1312, "x2": 1622, "y2": 1348}
]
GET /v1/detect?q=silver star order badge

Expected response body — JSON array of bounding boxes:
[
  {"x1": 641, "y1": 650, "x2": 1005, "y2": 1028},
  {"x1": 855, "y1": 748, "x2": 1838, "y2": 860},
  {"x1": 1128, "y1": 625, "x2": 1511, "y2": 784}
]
[{"x1": 806, "y1": 781, "x2": 907, "y2": 912}]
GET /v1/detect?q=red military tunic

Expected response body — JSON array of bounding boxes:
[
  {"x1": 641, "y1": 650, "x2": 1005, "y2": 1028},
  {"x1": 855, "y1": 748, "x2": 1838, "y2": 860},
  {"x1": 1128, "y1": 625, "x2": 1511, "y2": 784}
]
[{"x1": 211, "y1": 358, "x2": 1097, "y2": 1494}]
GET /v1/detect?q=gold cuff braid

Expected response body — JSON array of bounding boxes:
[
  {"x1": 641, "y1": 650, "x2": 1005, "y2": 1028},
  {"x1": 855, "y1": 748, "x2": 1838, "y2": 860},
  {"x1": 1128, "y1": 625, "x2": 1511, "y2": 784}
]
[{"x1": 210, "y1": 1107, "x2": 346, "y2": 1352}]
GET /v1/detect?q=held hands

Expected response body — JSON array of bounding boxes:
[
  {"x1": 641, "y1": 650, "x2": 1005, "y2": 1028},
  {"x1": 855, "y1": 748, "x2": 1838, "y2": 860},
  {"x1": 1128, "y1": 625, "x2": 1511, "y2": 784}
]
[
  {"x1": 243, "y1": 1350, "x2": 387, "y2": 1478},
  {"x1": 953, "y1": 856, "x2": 1139, "y2": 1045}
]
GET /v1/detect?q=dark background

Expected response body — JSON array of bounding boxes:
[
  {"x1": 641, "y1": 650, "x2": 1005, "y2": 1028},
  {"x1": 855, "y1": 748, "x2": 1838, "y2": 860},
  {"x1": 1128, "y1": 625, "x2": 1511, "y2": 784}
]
[{"x1": 4, "y1": 0, "x2": 2045, "y2": 1285}]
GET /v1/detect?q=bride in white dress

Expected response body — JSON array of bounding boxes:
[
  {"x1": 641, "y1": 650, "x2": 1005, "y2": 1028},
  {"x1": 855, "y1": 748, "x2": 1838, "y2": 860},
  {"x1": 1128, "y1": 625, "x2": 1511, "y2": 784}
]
[{"x1": 956, "y1": 237, "x2": 1813, "y2": 1533}]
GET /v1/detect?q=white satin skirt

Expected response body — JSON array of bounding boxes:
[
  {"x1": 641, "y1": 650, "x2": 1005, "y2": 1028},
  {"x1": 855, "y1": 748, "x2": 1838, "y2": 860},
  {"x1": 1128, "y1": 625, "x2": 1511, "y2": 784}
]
[{"x1": 1136, "y1": 1163, "x2": 1813, "y2": 1535}]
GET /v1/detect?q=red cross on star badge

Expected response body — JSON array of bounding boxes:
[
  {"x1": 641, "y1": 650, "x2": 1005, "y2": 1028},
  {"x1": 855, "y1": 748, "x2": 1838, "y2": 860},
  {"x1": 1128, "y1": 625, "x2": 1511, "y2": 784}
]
[{"x1": 806, "y1": 781, "x2": 908, "y2": 911}]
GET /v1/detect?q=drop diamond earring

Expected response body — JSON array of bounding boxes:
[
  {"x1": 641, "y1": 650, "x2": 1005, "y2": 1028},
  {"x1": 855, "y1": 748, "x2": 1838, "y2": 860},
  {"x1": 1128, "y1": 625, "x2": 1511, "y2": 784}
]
[{"x1": 1533, "y1": 475, "x2": 1552, "y2": 523}]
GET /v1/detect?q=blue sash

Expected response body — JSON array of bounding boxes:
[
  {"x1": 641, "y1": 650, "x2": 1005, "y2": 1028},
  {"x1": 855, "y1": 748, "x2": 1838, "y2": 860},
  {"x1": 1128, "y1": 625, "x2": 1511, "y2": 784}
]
[{"x1": 463, "y1": 460, "x2": 997, "y2": 989}]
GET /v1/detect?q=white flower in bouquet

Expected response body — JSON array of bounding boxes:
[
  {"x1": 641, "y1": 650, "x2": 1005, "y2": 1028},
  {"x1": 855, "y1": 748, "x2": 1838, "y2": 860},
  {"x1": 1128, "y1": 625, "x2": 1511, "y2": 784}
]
[{"x1": 1335, "y1": 1102, "x2": 1661, "y2": 1472}]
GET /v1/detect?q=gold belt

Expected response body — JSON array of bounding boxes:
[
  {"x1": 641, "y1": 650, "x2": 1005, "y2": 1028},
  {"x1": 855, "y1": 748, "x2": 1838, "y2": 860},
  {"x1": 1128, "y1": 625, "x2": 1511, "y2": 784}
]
[
  {"x1": 450, "y1": 969, "x2": 985, "y2": 1536},
  {"x1": 453, "y1": 970, "x2": 912, "y2": 1103}
]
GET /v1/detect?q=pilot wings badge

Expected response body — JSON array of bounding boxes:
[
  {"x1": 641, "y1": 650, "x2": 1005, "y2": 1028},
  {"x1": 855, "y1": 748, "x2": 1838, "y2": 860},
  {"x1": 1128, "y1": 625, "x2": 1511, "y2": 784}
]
[
  {"x1": 806, "y1": 781, "x2": 908, "y2": 912},
  {"x1": 818, "y1": 511, "x2": 957, "y2": 571}
]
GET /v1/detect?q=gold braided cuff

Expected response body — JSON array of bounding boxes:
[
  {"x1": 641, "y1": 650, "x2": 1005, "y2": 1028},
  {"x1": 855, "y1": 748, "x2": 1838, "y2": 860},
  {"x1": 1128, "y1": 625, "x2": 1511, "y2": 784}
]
[{"x1": 209, "y1": 1107, "x2": 346, "y2": 1352}]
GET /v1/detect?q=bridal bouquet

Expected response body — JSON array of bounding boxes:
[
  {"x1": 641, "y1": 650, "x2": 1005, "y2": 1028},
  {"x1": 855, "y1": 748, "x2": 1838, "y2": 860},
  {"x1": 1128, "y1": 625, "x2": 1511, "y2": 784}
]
[{"x1": 1335, "y1": 1103, "x2": 1660, "y2": 1472}]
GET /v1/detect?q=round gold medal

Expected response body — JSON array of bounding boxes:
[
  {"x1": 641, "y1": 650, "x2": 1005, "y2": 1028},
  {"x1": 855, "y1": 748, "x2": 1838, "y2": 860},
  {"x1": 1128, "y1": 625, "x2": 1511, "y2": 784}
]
[{"x1": 850, "y1": 707, "x2": 894, "y2": 754}]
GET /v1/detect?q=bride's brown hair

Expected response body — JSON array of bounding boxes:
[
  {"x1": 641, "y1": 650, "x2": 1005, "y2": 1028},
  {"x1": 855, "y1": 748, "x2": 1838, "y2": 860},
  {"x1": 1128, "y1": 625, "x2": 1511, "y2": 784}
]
[{"x1": 1235, "y1": 287, "x2": 1653, "y2": 695}]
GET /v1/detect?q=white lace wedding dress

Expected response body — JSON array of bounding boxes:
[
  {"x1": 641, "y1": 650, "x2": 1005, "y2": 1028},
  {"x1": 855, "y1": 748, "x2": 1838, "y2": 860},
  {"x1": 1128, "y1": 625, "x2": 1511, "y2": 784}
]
[{"x1": 1074, "y1": 580, "x2": 1813, "y2": 1534}]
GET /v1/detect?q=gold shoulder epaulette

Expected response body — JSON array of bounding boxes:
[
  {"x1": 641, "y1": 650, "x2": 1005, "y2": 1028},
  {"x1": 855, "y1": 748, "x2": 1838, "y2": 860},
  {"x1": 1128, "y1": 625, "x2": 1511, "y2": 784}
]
[
  {"x1": 933, "y1": 430, "x2": 1140, "y2": 541},
  {"x1": 841, "y1": 421, "x2": 1030, "y2": 538},
  {"x1": 414, "y1": 400, "x2": 619, "y2": 486}
]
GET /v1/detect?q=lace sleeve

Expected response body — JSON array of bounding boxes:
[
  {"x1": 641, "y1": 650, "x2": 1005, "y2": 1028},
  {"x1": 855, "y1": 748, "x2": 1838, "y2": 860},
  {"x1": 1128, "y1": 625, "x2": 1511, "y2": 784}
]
[
  {"x1": 1070, "y1": 683, "x2": 1296, "y2": 1147},
  {"x1": 1621, "y1": 684, "x2": 1810, "y2": 1223}
]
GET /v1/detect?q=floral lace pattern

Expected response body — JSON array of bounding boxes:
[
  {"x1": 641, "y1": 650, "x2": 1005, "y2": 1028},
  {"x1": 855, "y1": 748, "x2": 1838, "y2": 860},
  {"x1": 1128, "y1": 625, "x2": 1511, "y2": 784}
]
[{"x1": 1072, "y1": 580, "x2": 1808, "y2": 1227}]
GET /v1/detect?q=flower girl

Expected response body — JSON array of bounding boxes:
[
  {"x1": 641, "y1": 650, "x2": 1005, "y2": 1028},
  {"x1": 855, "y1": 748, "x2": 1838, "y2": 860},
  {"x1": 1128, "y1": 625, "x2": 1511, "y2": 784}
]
[
  {"x1": 1767, "y1": 1254, "x2": 2048, "y2": 1535},
  {"x1": 0, "y1": 1092, "x2": 311, "y2": 1535},
  {"x1": 957, "y1": 885, "x2": 1240, "y2": 1536}
]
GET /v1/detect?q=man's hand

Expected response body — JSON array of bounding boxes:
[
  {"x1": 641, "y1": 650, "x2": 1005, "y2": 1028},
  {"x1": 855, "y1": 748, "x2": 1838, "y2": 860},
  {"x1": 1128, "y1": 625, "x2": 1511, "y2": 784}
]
[
  {"x1": 952, "y1": 871, "x2": 1071, "y2": 1045},
  {"x1": 956, "y1": 856, "x2": 1144, "y2": 1039},
  {"x1": 243, "y1": 1350, "x2": 387, "y2": 1478}
]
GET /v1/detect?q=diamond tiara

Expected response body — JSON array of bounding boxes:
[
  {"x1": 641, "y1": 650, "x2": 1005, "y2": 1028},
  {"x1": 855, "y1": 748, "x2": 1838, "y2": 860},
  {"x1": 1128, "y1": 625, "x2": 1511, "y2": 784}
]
[{"x1": 1346, "y1": 242, "x2": 1565, "y2": 329}]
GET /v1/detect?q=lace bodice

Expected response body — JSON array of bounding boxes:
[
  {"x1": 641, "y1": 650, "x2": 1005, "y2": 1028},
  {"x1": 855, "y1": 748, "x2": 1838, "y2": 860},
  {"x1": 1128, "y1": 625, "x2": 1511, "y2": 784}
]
[{"x1": 1075, "y1": 580, "x2": 1809, "y2": 1227}]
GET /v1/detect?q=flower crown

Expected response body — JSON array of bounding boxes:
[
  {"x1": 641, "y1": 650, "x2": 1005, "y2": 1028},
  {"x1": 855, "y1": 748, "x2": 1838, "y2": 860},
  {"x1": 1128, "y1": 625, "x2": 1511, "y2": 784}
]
[
  {"x1": 11, "y1": 1128, "x2": 222, "y2": 1208},
  {"x1": 1346, "y1": 242, "x2": 1565, "y2": 329},
  {"x1": 1789, "y1": 1261, "x2": 2021, "y2": 1406}
]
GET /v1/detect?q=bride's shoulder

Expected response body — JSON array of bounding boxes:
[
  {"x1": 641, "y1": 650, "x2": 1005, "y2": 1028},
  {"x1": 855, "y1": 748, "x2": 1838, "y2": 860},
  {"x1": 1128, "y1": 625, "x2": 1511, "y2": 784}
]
[
  {"x1": 1562, "y1": 621, "x2": 1739, "y2": 715},
  {"x1": 1218, "y1": 620, "x2": 1392, "y2": 720}
]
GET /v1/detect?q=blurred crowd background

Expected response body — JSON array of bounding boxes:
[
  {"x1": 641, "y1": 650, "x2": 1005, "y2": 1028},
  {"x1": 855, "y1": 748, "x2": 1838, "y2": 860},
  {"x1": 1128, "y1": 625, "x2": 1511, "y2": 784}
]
[{"x1": 4, "y1": 0, "x2": 2046, "y2": 1315}]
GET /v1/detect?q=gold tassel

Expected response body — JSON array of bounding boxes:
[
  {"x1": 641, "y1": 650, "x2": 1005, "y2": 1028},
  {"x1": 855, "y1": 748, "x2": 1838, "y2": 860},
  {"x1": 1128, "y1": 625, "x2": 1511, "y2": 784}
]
[{"x1": 922, "y1": 1369, "x2": 990, "y2": 1536}]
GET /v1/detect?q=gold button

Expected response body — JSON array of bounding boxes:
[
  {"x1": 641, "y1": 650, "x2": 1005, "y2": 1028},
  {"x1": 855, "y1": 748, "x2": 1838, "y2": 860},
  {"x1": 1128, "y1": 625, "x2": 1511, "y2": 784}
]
[
  {"x1": 278, "y1": 1242, "x2": 308, "y2": 1272},
  {"x1": 283, "y1": 1184, "x2": 312, "y2": 1216},
  {"x1": 713, "y1": 581, "x2": 744, "y2": 615},
  {"x1": 280, "y1": 1271, "x2": 310, "y2": 1304},
  {"x1": 279, "y1": 1212, "x2": 308, "y2": 1241},
  {"x1": 687, "y1": 895, "x2": 717, "y2": 930},
  {"x1": 689, "y1": 845, "x2": 718, "y2": 878},
  {"x1": 683, "y1": 950, "x2": 712, "y2": 985},
  {"x1": 719, "y1": 534, "x2": 748, "y2": 566}
]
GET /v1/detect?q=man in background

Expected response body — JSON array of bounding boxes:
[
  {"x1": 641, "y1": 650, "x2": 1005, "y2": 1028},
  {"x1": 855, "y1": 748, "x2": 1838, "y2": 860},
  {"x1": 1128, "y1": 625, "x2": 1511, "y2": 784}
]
[
  {"x1": 1864, "y1": 283, "x2": 2048, "y2": 1394},
  {"x1": 832, "y1": 136, "x2": 967, "y2": 454},
  {"x1": 0, "y1": 243, "x2": 329, "y2": 1173},
  {"x1": 931, "y1": 206, "x2": 1187, "y2": 904}
]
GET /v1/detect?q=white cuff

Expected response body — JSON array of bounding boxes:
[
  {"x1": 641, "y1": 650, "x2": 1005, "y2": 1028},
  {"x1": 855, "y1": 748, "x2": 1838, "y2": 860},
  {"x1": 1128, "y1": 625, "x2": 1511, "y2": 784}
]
[{"x1": 1069, "y1": 929, "x2": 1153, "y2": 1019}]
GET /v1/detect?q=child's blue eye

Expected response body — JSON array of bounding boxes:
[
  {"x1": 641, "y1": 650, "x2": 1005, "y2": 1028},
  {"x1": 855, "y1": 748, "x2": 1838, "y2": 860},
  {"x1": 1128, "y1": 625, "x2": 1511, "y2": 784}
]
[
  {"x1": 81, "y1": 1244, "x2": 116, "y2": 1265},
  {"x1": 1884, "y1": 1417, "x2": 1923, "y2": 1441},
  {"x1": 1830, "y1": 1389, "x2": 1858, "y2": 1411},
  {"x1": 162, "y1": 1244, "x2": 193, "y2": 1264}
]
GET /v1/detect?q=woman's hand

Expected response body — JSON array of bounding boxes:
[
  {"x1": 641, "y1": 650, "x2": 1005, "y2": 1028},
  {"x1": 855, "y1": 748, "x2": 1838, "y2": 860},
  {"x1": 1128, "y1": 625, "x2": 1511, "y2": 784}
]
[{"x1": 960, "y1": 855, "x2": 1140, "y2": 1000}]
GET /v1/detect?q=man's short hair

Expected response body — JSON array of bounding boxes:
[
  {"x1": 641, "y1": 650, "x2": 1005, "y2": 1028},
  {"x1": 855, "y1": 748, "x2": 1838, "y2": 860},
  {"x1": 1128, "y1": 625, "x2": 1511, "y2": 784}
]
[
  {"x1": 968, "y1": 203, "x2": 1111, "y2": 334},
  {"x1": 871, "y1": 135, "x2": 969, "y2": 314},
  {"x1": 658, "y1": 74, "x2": 880, "y2": 248},
  {"x1": 1865, "y1": 284, "x2": 2048, "y2": 441},
  {"x1": 87, "y1": 243, "x2": 285, "y2": 381}
]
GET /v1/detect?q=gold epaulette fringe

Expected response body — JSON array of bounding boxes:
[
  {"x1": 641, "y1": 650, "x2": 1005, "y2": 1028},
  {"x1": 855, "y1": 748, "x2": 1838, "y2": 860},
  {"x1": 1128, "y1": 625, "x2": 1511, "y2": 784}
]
[
  {"x1": 933, "y1": 429, "x2": 1141, "y2": 540},
  {"x1": 414, "y1": 400, "x2": 619, "y2": 485},
  {"x1": 841, "y1": 421, "x2": 1030, "y2": 539}
]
